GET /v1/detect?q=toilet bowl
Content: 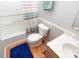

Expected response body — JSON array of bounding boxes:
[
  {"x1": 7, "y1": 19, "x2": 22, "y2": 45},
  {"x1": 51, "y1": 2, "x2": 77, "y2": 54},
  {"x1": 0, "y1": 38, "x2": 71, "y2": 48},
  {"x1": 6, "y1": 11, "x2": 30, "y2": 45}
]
[{"x1": 27, "y1": 23, "x2": 49, "y2": 48}]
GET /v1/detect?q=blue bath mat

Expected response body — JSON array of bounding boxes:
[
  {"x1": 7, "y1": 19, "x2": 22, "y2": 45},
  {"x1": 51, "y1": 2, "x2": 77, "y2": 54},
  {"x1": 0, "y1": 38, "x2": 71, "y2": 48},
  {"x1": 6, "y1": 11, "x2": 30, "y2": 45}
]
[{"x1": 10, "y1": 43, "x2": 33, "y2": 58}]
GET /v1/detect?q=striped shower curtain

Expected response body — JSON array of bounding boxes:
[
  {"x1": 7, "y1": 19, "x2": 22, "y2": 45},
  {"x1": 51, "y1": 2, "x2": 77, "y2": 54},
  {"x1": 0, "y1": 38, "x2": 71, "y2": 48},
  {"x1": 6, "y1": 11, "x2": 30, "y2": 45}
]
[{"x1": 23, "y1": 1, "x2": 40, "y2": 34}]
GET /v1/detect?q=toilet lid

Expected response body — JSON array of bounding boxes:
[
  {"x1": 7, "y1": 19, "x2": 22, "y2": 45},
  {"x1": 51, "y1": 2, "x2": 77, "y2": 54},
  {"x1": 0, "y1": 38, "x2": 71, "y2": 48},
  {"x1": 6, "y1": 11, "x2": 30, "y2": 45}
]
[{"x1": 27, "y1": 33, "x2": 42, "y2": 42}]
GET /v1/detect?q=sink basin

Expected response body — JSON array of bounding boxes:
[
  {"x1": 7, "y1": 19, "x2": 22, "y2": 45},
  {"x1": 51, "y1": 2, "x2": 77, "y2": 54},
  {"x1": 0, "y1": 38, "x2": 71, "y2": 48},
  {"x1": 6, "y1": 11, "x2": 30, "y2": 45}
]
[{"x1": 63, "y1": 43, "x2": 79, "y2": 58}]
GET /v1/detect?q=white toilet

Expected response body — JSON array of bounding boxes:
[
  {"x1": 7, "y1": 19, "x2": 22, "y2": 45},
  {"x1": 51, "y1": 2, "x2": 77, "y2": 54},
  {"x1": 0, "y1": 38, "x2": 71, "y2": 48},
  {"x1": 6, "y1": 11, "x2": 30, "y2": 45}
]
[{"x1": 27, "y1": 23, "x2": 49, "y2": 48}]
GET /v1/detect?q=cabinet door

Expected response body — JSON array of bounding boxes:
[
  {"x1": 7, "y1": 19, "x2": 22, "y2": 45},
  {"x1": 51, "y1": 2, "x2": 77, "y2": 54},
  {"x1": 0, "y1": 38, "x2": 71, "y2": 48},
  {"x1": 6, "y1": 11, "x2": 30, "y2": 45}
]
[{"x1": 45, "y1": 46, "x2": 59, "y2": 58}]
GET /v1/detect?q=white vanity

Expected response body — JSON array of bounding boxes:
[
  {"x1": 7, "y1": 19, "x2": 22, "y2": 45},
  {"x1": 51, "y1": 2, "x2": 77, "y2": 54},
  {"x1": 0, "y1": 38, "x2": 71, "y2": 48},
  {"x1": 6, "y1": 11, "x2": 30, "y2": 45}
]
[{"x1": 46, "y1": 33, "x2": 79, "y2": 58}]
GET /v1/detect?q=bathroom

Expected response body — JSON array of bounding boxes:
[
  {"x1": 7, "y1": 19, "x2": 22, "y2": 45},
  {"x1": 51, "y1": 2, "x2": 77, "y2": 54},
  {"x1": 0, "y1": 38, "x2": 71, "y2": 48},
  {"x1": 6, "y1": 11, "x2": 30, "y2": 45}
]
[{"x1": 0, "y1": 0, "x2": 79, "y2": 58}]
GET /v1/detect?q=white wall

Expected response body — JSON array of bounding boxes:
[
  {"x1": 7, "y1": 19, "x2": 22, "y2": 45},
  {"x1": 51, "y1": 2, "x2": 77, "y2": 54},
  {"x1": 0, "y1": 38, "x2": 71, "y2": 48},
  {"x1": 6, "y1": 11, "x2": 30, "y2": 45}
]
[
  {"x1": 0, "y1": 1, "x2": 23, "y2": 16},
  {"x1": 39, "y1": 1, "x2": 79, "y2": 35},
  {"x1": 40, "y1": 18, "x2": 64, "y2": 42}
]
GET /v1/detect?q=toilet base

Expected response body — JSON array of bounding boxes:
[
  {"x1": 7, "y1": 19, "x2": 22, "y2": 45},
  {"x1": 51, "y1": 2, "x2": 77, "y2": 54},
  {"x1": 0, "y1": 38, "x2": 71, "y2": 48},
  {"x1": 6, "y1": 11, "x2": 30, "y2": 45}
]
[{"x1": 27, "y1": 40, "x2": 42, "y2": 48}]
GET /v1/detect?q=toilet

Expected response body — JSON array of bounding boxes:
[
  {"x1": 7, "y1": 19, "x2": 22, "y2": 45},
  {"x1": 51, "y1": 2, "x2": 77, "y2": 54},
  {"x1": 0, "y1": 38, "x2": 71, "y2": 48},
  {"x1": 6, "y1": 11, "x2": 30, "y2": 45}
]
[{"x1": 27, "y1": 23, "x2": 49, "y2": 48}]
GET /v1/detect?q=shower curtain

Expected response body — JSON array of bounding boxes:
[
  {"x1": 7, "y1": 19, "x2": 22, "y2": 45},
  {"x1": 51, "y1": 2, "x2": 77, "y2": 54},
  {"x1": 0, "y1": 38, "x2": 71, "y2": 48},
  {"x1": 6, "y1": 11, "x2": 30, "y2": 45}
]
[{"x1": 23, "y1": 1, "x2": 39, "y2": 34}]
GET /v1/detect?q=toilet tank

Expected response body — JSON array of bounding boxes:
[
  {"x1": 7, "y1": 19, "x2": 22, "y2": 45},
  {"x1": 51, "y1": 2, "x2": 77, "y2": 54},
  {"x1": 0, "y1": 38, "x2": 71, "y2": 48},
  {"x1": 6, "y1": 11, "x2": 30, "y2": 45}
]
[{"x1": 38, "y1": 23, "x2": 49, "y2": 37}]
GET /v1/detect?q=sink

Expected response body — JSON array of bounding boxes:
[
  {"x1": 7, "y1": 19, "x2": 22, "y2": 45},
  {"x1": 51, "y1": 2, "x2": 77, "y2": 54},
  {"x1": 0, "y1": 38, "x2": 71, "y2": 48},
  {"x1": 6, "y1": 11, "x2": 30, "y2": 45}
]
[{"x1": 63, "y1": 43, "x2": 79, "y2": 58}]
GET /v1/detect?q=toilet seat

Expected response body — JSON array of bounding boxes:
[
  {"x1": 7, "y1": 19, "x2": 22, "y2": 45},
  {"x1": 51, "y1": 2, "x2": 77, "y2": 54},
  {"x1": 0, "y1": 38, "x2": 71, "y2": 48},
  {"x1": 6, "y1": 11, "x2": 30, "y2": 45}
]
[{"x1": 27, "y1": 33, "x2": 42, "y2": 43}]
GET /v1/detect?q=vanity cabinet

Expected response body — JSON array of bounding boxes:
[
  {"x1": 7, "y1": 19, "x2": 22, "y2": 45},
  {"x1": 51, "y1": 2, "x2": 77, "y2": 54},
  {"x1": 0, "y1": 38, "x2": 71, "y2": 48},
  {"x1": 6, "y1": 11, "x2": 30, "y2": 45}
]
[{"x1": 44, "y1": 45, "x2": 59, "y2": 58}]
